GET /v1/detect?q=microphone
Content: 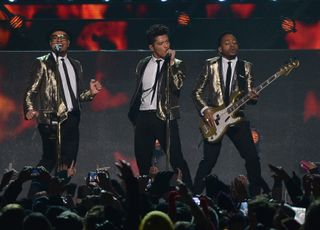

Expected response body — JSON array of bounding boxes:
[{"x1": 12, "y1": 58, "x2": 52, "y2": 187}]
[
  {"x1": 164, "y1": 53, "x2": 171, "y2": 65},
  {"x1": 54, "y1": 44, "x2": 62, "y2": 53},
  {"x1": 164, "y1": 53, "x2": 171, "y2": 63}
]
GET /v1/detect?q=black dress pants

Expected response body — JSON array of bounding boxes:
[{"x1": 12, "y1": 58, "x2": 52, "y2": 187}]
[
  {"x1": 134, "y1": 111, "x2": 193, "y2": 189},
  {"x1": 28, "y1": 111, "x2": 80, "y2": 198},
  {"x1": 193, "y1": 120, "x2": 264, "y2": 195},
  {"x1": 37, "y1": 111, "x2": 80, "y2": 173}
]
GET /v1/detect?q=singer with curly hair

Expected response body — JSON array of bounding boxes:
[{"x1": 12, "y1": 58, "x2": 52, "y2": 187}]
[{"x1": 128, "y1": 24, "x2": 192, "y2": 188}]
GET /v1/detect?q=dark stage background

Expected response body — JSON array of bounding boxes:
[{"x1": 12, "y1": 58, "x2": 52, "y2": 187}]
[
  {"x1": 0, "y1": 50, "x2": 319, "y2": 188},
  {"x1": 1, "y1": 2, "x2": 320, "y2": 50}
]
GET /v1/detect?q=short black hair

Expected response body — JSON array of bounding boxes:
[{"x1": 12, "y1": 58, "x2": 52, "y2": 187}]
[
  {"x1": 146, "y1": 24, "x2": 169, "y2": 45},
  {"x1": 217, "y1": 31, "x2": 234, "y2": 48},
  {"x1": 47, "y1": 26, "x2": 71, "y2": 42}
]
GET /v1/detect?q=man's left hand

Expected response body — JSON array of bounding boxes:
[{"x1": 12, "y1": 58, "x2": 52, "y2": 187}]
[
  {"x1": 167, "y1": 49, "x2": 176, "y2": 66},
  {"x1": 248, "y1": 90, "x2": 259, "y2": 101},
  {"x1": 90, "y1": 79, "x2": 102, "y2": 96}
]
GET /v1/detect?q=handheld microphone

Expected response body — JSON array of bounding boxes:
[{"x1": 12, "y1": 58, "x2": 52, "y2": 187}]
[
  {"x1": 164, "y1": 53, "x2": 171, "y2": 63},
  {"x1": 54, "y1": 44, "x2": 62, "y2": 53},
  {"x1": 165, "y1": 53, "x2": 171, "y2": 59}
]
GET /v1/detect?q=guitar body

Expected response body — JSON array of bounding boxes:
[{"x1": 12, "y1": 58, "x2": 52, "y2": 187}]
[{"x1": 200, "y1": 91, "x2": 244, "y2": 143}]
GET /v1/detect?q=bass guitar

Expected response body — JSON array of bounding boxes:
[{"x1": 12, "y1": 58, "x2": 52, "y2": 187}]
[{"x1": 200, "y1": 59, "x2": 300, "y2": 143}]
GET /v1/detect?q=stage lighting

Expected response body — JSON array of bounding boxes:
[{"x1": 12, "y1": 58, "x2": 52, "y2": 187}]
[
  {"x1": 177, "y1": 12, "x2": 190, "y2": 26},
  {"x1": 9, "y1": 15, "x2": 24, "y2": 29},
  {"x1": 281, "y1": 17, "x2": 297, "y2": 33},
  {"x1": 0, "y1": 5, "x2": 24, "y2": 30}
]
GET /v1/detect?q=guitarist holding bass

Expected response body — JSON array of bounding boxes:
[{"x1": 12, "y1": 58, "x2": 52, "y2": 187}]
[{"x1": 192, "y1": 32, "x2": 268, "y2": 196}]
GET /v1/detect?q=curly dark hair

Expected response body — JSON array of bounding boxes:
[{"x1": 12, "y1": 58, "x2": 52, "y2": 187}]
[{"x1": 146, "y1": 24, "x2": 169, "y2": 45}]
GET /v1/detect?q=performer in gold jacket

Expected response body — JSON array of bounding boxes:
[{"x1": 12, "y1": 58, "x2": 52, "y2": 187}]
[
  {"x1": 128, "y1": 24, "x2": 192, "y2": 188},
  {"x1": 192, "y1": 32, "x2": 269, "y2": 196},
  {"x1": 23, "y1": 28, "x2": 102, "y2": 173}
]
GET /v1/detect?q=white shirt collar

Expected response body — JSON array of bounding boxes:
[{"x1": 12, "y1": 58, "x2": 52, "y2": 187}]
[
  {"x1": 51, "y1": 52, "x2": 68, "y2": 61},
  {"x1": 151, "y1": 55, "x2": 164, "y2": 63},
  {"x1": 222, "y1": 56, "x2": 238, "y2": 64}
]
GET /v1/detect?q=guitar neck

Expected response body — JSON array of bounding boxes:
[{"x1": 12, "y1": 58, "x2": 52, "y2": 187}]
[{"x1": 228, "y1": 72, "x2": 281, "y2": 113}]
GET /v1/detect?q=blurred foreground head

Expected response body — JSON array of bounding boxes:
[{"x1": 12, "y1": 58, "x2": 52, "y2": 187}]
[{"x1": 139, "y1": 210, "x2": 174, "y2": 230}]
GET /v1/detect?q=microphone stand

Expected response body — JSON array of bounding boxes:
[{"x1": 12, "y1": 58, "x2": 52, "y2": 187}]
[
  {"x1": 54, "y1": 49, "x2": 62, "y2": 167},
  {"x1": 165, "y1": 58, "x2": 171, "y2": 171}
]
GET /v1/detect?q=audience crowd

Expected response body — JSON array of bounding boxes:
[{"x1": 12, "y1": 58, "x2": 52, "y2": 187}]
[{"x1": 0, "y1": 159, "x2": 320, "y2": 230}]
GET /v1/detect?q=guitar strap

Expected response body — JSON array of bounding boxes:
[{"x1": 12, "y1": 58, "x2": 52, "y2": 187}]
[{"x1": 236, "y1": 60, "x2": 247, "y2": 93}]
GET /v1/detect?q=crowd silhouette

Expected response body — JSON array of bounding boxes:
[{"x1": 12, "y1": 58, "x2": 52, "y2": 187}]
[{"x1": 0, "y1": 159, "x2": 320, "y2": 230}]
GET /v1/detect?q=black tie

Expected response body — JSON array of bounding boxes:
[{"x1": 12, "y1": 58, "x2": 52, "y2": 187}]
[
  {"x1": 224, "y1": 61, "x2": 232, "y2": 105},
  {"x1": 61, "y1": 58, "x2": 77, "y2": 109},
  {"x1": 151, "y1": 59, "x2": 162, "y2": 103}
]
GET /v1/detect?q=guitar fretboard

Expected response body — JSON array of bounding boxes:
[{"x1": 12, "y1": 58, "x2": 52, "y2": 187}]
[{"x1": 227, "y1": 72, "x2": 281, "y2": 114}]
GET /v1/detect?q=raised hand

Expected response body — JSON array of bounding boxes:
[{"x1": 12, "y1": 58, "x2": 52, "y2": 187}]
[
  {"x1": 97, "y1": 170, "x2": 114, "y2": 193},
  {"x1": 269, "y1": 164, "x2": 290, "y2": 181},
  {"x1": 36, "y1": 166, "x2": 52, "y2": 184},
  {"x1": 115, "y1": 160, "x2": 135, "y2": 181},
  {"x1": 57, "y1": 160, "x2": 77, "y2": 178},
  {"x1": 16, "y1": 166, "x2": 33, "y2": 183},
  {"x1": 177, "y1": 182, "x2": 215, "y2": 230},
  {"x1": 89, "y1": 79, "x2": 102, "y2": 96},
  {"x1": 0, "y1": 170, "x2": 15, "y2": 191}
]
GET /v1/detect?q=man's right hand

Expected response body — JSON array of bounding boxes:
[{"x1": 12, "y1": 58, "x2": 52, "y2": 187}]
[
  {"x1": 203, "y1": 108, "x2": 215, "y2": 128},
  {"x1": 26, "y1": 109, "x2": 39, "y2": 120}
]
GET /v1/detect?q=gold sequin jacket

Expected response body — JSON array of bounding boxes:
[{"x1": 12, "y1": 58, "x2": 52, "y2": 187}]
[
  {"x1": 192, "y1": 56, "x2": 255, "y2": 115},
  {"x1": 23, "y1": 53, "x2": 93, "y2": 124}
]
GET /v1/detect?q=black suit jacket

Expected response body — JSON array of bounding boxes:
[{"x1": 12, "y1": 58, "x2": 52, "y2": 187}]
[{"x1": 128, "y1": 56, "x2": 186, "y2": 125}]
